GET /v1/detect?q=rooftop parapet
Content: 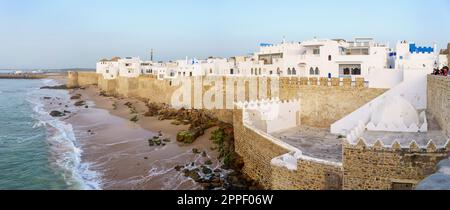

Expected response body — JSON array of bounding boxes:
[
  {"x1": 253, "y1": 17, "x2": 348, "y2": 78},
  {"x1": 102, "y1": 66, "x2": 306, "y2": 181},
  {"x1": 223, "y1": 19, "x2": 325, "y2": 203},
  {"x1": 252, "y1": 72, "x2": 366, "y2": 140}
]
[{"x1": 343, "y1": 137, "x2": 450, "y2": 153}]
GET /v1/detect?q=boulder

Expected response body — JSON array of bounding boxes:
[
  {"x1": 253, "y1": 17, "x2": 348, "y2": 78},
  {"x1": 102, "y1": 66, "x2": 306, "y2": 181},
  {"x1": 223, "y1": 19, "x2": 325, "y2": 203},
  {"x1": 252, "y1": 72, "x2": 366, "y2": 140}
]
[
  {"x1": 204, "y1": 159, "x2": 213, "y2": 165},
  {"x1": 201, "y1": 166, "x2": 213, "y2": 174},
  {"x1": 70, "y1": 94, "x2": 82, "y2": 100},
  {"x1": 174, "y1": 165, "x2": 184, "y2": 171},
  {"x1": 74, "y1": 101, "x2": 86, "y2": 106},
  {"x1": 49, "y1": 111, "x2": 65, "y2": 117}
]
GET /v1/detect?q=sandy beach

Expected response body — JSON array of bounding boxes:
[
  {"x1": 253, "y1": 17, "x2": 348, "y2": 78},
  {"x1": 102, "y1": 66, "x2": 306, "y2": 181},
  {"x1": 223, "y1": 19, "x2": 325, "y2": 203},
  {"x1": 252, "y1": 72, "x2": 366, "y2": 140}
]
[{"x1": 67, "y1": 86, "x2": 223, "y2": 190}]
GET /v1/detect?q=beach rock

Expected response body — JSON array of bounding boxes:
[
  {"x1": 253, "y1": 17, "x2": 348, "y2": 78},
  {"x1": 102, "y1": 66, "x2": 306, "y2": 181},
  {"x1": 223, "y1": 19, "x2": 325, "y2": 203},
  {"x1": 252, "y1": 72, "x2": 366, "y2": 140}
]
[
  {"x1": 84, "y1": 105, "x2": 89, "y2": 109},
  {"x1": 176, "y1": 128, "x2": 204, "y2": 144},
  {"x1": 124, "y1": 102, "x2": 133, "y2": 108},
  {"x1": 174, "y1": 165, "x2": 184, "y2": 171},
  {"x1": 201, "y1": 151, "x2": 207, "y2": 157},
  {"x1": 148, "y1": 139, "x2": 155, "y2": 146},
  {"x1": 204, "y1": 159, "x2": 213, "y2": 165},
  {"x1": 192, "y1": 148, "x2": 200, "y2": 154},
  {"x1": 130, "y1": 115, "x2": 139, "y2": 123},
  {"x1": 49, "y1": 110, "x2": 65, "y2": 117},
  {"x1": 214, "y1": 169, "x2": 222, "y2": 173},
  {"x1": 184, "y1": 170, "x2": 201, "y2": 182},
  {"x1": 162, "y1": 138, "x2": 171, "y2": 143},
  {"x1": 43, "y1": 97, "x2": 52, "y2": 100},
  {"x1": 40, "y1": 85, "x2": 68, "y2": 90},
  {"x1": 171, "y1": 120, "x2": 182, "y2": 125},
  {"x1": 201, "y1": 166, "x2": 213, "y2": 175},
  {"x1": 63, "y1": 110, "x2": 71, "y2": 114},
  {"x1": 144, "y1": 157, "x2": 148, "y2": 160},
  {"x1": 74, "y1": 101, "x2": 86, "y2": 106},
  {"x1": 70, "y1": 94, "x2": 82, "y2": 100}
]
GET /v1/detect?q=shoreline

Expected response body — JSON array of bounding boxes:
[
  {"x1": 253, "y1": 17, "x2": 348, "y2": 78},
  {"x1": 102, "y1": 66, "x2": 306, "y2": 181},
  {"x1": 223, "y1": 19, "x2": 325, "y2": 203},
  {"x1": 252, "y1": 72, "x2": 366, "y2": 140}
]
[{"x1": 66, "y1": 85, "x2": 222, "y2": 190}]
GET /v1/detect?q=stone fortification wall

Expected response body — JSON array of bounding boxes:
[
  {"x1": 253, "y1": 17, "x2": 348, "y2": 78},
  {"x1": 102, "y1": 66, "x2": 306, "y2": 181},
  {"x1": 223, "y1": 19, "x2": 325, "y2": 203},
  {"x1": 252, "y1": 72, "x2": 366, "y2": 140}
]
[
  {"x1": 342, "y1": 138, "x2": 449, "y2": 190},
  {"x1": 427, "y1": 75, "x2": 450, "y2": 134}
]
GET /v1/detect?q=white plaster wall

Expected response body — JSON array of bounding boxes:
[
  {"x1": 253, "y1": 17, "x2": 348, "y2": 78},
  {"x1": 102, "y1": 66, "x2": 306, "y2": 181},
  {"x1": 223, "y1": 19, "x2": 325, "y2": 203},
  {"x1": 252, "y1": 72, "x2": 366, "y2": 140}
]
[
  {"x1": 243, "y1": 100, "x2": 300, "y2": 133},
  {"x1": 368, "y1": 68, "x2": 403, "y2": 89},
  {"x1": 118, "y1": 57, "x2": 142, "y2": 78}
]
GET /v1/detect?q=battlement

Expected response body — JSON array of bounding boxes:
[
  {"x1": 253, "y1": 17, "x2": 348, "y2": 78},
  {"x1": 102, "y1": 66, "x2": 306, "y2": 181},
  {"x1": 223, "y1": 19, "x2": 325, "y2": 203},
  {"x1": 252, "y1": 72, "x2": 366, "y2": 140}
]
[
  {"x1": 343, "y1": 137, "x2": 450, "y2": 153},
  {"x1": 409, "y1": 43, "x2": 434, "y2": 54},
  {"x1": 279, "y1": 76, "x2": 366, "y2": 88},
  {"x1": 238, "y1": 98, "x2": 301, "y2": 133},
  {"x1": 236, "y1": 98, "x2": 299, "y2": 109}
]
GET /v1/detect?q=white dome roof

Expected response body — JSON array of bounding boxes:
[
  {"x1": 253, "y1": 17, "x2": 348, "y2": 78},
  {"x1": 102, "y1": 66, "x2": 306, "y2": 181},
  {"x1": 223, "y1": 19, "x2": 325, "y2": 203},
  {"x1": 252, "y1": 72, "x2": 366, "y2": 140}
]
[{"x1": 371, "y1": 96, "x2": 419, "y2": 127}]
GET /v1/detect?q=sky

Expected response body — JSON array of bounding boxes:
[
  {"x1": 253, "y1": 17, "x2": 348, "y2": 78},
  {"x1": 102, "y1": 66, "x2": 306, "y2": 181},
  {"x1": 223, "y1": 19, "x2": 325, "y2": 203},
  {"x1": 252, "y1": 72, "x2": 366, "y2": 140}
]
[{"x1": 0, "y1": 0, "x2": 449, "y2": 69}]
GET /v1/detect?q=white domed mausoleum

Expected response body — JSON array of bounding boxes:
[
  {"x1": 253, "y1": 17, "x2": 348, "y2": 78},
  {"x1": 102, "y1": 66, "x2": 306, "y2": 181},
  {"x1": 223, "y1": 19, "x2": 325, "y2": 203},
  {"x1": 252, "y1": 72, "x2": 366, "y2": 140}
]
[{"x1": 367, "y1": 96, "x2": 427, "y2": 132}]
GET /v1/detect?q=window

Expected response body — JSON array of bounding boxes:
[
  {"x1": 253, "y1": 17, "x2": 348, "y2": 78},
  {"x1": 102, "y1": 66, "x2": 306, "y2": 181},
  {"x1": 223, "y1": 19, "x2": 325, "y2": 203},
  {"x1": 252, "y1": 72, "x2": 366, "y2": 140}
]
[
  {"x1": 339, "y1": 64, "x2": 361, "y2": 76},
  {"x1": 343, "y1": 68, "x2": 350, "y2": 75},
  {"x1": 189, "y1": 72, "x2": 192, "y2": 76},
  {"x1": 313, "y1": 48, "x2": 320, "y2": 55},
  {"x1": 230, "y1": 69, "x2": 234, "y2": 75},
  {"x1": 270, "y1": 71, "x2": 273, "y2": 75},
  {"x1": 292, "y1": 68, "x2": 296, "y2": 75},
  {"x1": 210, "y1": 69, "x2": 212, "y2": 74},
  {"x1": 125, "y1": 63, "x2": 131, "y2": 67},
  {"x1": 310, "y1": 67, "x2": 314, "y2": 75},
  {"x1": 351, "y1": 68, "x2": 361, "y2": 75},
  {"x1": 106, "y1": 70, "x2": 109, "y2": 73},
  {"x1": 328, "y1": 55, "x2": 332, "y2": 61},
  {"x1": 287, "y1": 68, "x2": 292, "y2": 75},
  {"x1": 259, "y1": 68, "x2": 262, "y2": 75},
  {"x1": 315, "y1": 67, "x2": 320, "y2": 75},
  {"x1": 251, "y1": 68, "x2": 254, "y2": 75}
]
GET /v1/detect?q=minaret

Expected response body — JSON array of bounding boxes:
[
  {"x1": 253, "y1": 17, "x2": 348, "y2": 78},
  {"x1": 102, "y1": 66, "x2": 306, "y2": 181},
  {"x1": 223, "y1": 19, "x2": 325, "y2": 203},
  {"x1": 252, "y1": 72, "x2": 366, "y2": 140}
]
[{"x1": 150, "y1": 49, "x2": 154, "y2": 62}]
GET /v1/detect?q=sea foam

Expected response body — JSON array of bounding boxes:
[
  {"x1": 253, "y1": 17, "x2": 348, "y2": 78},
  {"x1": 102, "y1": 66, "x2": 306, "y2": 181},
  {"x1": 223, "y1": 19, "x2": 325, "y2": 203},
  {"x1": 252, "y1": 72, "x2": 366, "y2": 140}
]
[{"x1": 26, "y1": 80, "x2": 102, "y2": 190}]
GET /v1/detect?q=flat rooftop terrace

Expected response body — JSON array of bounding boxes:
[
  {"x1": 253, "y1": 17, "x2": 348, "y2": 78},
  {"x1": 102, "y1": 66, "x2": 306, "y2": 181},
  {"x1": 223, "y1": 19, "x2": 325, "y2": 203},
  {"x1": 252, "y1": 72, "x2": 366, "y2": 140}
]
[
  {"x1": 271, "y1": 126, "x2": 342, "y2": 163},
  {"x1": 270, "y1": 116, "x2": 449, "y2": 163}
]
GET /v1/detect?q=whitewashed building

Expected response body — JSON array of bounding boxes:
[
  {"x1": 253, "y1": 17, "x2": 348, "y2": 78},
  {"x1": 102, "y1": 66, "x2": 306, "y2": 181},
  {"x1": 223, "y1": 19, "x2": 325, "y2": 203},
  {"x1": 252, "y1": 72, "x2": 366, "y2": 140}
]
[
  {"x1": 118, "y1": 57, "x2": 143, "y2": 78},
  {"x1": 394, "y1": 41, "x2": 438, "y2": 70},
  {"x1": 95, "y1": 38, "x2": 444, "y2": 85},
  {"x1": 96, "y1": 57, "x2": 120, "y2": 79},
  {"x1": 251, "y1": 38, "x2": 391, "y2": 79}
]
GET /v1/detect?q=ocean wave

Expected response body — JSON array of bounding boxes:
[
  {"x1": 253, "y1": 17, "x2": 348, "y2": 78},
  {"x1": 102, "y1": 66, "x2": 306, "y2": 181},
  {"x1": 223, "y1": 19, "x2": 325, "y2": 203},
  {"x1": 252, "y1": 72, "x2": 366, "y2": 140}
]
[
  {"x1": 41, "y1": 79, "x2": 61, "y2": 86},
  {"x1": 26, "y1": 80, "x2": 102, "y2": 190}
]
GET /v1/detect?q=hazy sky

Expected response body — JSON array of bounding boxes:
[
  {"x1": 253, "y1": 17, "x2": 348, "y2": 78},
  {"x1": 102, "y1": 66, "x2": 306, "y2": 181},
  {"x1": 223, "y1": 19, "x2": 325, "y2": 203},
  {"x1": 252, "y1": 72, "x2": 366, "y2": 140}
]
[{"x1": 0, "y1": 0, "x2": 449, "y2": 69}]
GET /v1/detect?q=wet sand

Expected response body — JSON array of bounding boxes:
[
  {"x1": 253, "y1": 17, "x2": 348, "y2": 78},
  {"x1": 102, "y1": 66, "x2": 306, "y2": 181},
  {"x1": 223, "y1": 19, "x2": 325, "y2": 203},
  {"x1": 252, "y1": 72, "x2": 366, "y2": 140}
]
[{"x1": 66, "y1": 86, "x2": 221, "y2": 190}]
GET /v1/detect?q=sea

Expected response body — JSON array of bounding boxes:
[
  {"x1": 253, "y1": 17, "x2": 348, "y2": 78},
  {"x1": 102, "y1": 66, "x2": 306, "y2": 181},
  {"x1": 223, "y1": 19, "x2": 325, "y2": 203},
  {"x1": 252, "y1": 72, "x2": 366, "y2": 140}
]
[{"x1": 0, "y1": 77, "x2": 100, "y2": 190}]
